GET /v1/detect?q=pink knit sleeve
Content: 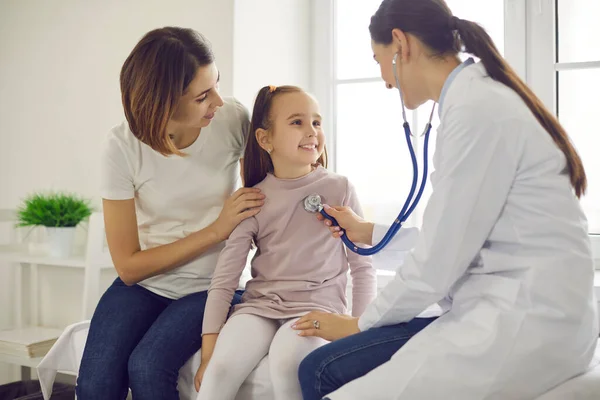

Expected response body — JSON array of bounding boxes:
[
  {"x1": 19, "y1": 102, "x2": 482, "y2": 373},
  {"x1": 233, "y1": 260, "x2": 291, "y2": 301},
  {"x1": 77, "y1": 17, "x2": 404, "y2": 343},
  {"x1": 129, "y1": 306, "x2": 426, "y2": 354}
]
[
  {"x1": 343, "y1": 179, "x2": 377, "y2": 317},
  {"x1": 202, "y1": 217, "x2": 258, "y2": 334}
]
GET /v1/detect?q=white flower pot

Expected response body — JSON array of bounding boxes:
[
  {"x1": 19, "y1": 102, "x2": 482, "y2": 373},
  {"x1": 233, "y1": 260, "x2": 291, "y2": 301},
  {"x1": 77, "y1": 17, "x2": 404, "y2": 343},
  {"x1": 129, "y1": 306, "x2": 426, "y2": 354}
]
[{"x1": 46, "y1": 227, "x2": 76, "y2": 258}]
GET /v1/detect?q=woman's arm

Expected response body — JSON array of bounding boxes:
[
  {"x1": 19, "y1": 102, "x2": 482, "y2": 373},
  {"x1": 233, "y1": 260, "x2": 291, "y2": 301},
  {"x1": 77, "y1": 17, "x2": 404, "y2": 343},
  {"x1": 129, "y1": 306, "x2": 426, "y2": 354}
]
[
  {"x1": 318, "y1": 208, "x2": 419, "y2": 252},
  {"x1": 317, "y1": 204, "x2": 420, "y2": 273},
  {"x1": 358, "y1": 107, "x2": 519, "y2": 331},
  {"x1": 295, "y1": 109, "x2": 519, "y2": 340},
  {"x1": 370, "y1": 224, "x2": 420, "y2": 272},
  {"x1": 104, "y1": 187, "x2": 263, "y2": 286}
]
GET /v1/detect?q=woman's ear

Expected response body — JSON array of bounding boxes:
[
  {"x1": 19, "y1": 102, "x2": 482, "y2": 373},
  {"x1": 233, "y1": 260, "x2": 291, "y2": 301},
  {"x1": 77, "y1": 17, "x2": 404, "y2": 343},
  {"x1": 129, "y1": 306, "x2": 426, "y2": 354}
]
[
  {"x1": 256, "y1": 128, "x2": 272, "y2": 153},
  {"x1": 391, "y1": 28, "x2": 410, "y2": 62}
]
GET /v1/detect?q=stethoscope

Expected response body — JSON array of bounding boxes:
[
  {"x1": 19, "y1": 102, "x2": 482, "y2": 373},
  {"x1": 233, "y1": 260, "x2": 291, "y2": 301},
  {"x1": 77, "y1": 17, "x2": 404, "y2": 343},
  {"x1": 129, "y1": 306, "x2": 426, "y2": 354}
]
[{"x1": 304, "y1": 53, "x2": 435, "y2": 256}]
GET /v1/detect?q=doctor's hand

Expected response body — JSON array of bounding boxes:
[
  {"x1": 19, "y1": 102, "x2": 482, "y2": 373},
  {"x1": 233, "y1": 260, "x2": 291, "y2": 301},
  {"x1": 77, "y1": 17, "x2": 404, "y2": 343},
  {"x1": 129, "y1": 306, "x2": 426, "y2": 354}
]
[
  {"x1": 292, "y1": 311, "x2": 360, "y2": 342},
  {"x1": 318, "y1": 205, "x2": 374, "y2": 245}
]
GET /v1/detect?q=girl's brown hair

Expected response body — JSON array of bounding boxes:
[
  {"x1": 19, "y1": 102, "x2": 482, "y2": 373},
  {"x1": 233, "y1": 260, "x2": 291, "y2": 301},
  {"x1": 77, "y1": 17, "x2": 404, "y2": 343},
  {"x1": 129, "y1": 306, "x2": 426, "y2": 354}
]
[
  {"x1": 370, "y1": 0, "x2": 586, "y2": 197},
  {"x1": 243, "y1": 86, "x2": 328, "y2": 188},
  {"x1": 120, "y1": 27, "x2": 214, "y2": 156}
]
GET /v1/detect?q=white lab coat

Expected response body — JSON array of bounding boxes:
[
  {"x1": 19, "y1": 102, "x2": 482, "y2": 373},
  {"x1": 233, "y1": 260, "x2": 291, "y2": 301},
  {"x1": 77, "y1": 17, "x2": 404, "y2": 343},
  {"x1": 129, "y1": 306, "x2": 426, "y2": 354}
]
[{"x1": 327, "y1": 62, "x2": 599, "y2": 400}]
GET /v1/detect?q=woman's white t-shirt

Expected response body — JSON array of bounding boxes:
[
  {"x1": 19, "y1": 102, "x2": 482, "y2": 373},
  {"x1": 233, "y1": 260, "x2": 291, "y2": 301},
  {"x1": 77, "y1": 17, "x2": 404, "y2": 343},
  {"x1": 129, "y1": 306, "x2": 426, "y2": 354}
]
[{"x1": 100, "y1": 97, "x2": 250, "y2": 299}]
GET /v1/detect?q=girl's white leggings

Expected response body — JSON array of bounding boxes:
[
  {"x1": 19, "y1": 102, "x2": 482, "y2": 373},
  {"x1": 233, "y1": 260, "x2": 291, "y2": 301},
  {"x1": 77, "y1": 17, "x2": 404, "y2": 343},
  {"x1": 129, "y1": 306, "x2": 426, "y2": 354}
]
[{"x1": 197, "y1": 313, "x2": 327, "y2": 400}]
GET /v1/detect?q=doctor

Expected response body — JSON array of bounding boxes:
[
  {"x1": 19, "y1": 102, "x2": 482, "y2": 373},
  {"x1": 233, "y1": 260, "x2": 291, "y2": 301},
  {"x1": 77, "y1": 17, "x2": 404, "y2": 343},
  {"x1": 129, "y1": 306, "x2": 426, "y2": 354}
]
[{"x1": 293, "y1": 0, "x2": 599, "y2": 399}]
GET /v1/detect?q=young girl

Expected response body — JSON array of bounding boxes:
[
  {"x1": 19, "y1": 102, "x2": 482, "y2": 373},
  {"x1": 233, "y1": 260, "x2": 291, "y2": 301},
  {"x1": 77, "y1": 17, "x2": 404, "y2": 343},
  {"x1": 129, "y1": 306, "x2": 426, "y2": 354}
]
[{"x1": 194, "y1": 85, "x2": 377, "y2": 400}]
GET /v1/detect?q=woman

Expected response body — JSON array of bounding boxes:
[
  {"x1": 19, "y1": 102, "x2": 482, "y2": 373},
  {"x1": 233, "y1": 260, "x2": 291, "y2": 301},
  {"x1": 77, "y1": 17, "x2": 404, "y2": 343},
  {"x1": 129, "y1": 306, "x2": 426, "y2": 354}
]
[
  {"x1": 293, "y1": 0, "x2": 599, "y2": 399},
  {"x1": 76, "y1": 27, "x2": 264, "y2": 400}
]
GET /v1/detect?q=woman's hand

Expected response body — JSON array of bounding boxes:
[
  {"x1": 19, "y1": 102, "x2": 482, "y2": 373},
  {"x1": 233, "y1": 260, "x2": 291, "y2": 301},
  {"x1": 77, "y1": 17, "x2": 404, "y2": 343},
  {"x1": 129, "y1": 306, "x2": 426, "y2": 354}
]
[
  {"x1": 292, "y1": 311, "x2": 360, "y2": 342},
  {"x1": 210, "y1": 188, "x2": 265, "y2": 241},
  {"x1": 194, "y1": 360, "x2": 209, "y2": 392},
  {"x1": 318, "y1": 205, "x2": 374, "y2": 245}
]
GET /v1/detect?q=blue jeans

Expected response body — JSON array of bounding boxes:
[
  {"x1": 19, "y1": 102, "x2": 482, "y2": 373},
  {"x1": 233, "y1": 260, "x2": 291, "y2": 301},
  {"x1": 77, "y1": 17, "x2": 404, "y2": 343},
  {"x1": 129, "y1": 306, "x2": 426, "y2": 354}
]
[
  {"x1": 76, "y1": 277, "x2": 242, "y2": 400},
  {"x1": 298, "y1": 317, "x2": 438, "y2": 400}
]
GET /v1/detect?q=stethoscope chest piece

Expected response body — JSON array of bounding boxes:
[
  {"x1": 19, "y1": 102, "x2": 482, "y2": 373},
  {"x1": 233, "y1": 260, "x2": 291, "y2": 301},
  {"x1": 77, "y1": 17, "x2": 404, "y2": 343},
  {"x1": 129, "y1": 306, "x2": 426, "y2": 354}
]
[{"x1": 303, "y1": 193, "x2": 323, "y2": 213}]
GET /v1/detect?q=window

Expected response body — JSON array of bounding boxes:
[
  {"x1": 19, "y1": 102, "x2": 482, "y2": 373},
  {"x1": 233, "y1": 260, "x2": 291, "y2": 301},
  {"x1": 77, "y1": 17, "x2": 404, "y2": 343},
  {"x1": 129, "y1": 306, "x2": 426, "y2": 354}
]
[
  {"x1": 329, "y1": 0, "x2": 507, "y2": 226},
  {"x1": 556, "y1": 0, "x2": 600, "y2": 233},
  {"x1": 312, "y1": 0, "x2": 600, "y2": 265},
  {"x1": 528, "y1": 0, "x2": 600, "y2": 263}
]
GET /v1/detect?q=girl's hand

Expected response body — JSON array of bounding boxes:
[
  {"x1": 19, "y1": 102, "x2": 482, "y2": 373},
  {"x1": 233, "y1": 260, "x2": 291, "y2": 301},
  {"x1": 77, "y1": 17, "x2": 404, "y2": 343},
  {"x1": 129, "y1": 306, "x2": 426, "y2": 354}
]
[
  {"x1": 317, "y1": 205, "x2": 374, "y2": 245},
  {"x1": 194, "y1": 360, "x2": 209, "y2": 392},
  {"x1": 210, "y1": 188, "x2": 265, "y2": 241},
  {"x1": 292, "y1": 311, "x2": 360, "y2": 341}
]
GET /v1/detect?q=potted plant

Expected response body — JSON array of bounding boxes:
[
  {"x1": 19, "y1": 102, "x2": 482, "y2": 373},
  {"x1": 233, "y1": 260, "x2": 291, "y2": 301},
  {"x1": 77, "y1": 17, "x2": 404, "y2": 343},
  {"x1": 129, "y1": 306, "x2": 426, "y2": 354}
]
[{"x1": 16, "y1": 193, "x2": 93, "y2": 258}]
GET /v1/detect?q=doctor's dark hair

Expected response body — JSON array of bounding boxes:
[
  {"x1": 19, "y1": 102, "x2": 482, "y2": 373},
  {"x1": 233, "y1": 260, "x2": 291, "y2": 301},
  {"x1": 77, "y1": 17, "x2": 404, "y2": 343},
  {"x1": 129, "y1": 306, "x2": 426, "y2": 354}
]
[
  {"x1": 370, "y1": 0, "x2": 587, "y2": 197},
  {"x1": 243, "y1": 86, "x2": 328, "y2": 188},
  {"x1": 120, "y1": 27, "x2": 214, "y2": 156}
]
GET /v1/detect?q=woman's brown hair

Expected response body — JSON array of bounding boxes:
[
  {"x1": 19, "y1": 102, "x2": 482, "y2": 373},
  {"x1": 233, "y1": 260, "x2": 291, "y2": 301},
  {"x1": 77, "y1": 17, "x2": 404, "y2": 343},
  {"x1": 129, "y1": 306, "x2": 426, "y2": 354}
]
[
  {"x1": 243, "y1": 86, "x2": 328, "y2": 188},
  {"x1": 120, "y1": 27, "x2": 214, "y2": 156},
  {"x1": 370, "y1": 0, "x2": 586, "y2": 197}
]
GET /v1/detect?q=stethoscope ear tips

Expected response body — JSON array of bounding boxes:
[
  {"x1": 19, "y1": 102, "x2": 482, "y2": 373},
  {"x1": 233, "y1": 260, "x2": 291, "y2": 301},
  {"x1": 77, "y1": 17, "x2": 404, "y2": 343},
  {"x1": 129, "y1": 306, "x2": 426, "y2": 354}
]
[{"x1": 386, "y1": 83, "x2": 393, "y2": 89}]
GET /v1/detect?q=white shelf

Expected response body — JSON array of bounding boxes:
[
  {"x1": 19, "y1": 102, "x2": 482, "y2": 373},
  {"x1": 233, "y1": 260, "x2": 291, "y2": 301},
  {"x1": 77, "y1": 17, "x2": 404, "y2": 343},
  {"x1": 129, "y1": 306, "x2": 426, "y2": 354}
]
[
  {"x1": 0, "y1": 251, "x2": 86, "y2": 268},
  {"x1": 0, "y1": 352, "x2": 43, "y2": 369},
  {"x1": 0, "y1": 352, "x2": 77, "y2": 376},
  {"x1": 0, "y1": 212, "x2": 113, "y2": 376},
  {"x1": 0, "y1": 326, "x2": 64, "y2": 370},
  {"x1": 0, "y1": 245, "x2": 112, "y2": 269}
]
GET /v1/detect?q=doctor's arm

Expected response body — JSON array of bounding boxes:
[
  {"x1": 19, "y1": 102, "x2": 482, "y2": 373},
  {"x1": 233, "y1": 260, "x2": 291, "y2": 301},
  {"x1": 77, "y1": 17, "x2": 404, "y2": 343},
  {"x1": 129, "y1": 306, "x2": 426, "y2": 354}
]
[
  {"x1": 359, "y1": 107, "x2": 520, "y2": 331},
  {"x1": 318, "y1": 208, "x2": 420, "y2": 259}
]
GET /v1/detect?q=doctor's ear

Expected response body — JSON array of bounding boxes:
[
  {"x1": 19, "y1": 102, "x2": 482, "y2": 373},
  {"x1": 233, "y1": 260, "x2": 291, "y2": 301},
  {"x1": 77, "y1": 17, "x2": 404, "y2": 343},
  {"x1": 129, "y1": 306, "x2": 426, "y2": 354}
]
[
  {"x1": 391, "y1": 28, "x2": 410, "y2": 61},
  {"x1": 255, "y1": 128, "x2": 272, "y2": 153}
]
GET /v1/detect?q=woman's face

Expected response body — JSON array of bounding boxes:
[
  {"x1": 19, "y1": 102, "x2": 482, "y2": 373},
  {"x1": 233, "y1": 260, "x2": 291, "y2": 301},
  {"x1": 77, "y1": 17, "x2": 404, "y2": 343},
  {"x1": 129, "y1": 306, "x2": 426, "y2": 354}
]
[
  {"x1": 169, "y1": 62, "x2": 224, "y2": 129},
  {"x1": 371, "y1": 32, "x2": 430, "y2": 110}
]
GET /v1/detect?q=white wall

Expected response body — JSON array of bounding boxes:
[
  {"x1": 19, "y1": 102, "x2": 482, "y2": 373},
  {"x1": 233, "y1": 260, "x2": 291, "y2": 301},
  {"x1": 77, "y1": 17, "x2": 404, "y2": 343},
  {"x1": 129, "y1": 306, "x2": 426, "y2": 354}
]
[
  {"x1": 233, "y1": 0, "x2": 312, "y2": 110},
  {"x1": 0, "y1": 0, "x2": 236, "y2": 383},
  {"x1": 0, "y1": 0, "x2": 235, "y2": 210}
]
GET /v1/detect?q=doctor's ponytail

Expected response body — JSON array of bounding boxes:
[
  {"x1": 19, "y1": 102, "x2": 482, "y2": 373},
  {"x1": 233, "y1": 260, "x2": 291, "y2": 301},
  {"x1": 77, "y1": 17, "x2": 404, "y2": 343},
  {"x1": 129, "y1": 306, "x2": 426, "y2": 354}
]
[
  {"x1": 370, "y1": 0, "x2": 587, "y2": 197},
  {"x1": 454, "y1": 18, "x2": 586, "y2": 197}
]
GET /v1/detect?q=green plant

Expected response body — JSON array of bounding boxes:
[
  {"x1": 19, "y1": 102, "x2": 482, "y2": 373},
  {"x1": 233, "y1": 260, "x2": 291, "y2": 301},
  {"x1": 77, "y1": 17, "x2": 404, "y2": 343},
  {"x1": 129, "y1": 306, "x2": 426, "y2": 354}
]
[{"x1": 17, "y1": 193, "x2": 93, "y2": 228}]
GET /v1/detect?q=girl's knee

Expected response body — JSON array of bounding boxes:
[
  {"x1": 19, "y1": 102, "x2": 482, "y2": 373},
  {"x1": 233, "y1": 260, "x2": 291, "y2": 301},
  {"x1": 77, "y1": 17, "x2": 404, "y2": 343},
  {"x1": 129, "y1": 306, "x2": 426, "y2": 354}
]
[
  {"x1": 271, "y1": 351, "x2": 302, "y2": 380},
  {"x1": 201, "y1": 357, "x2": 233, "y2": 384}
]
